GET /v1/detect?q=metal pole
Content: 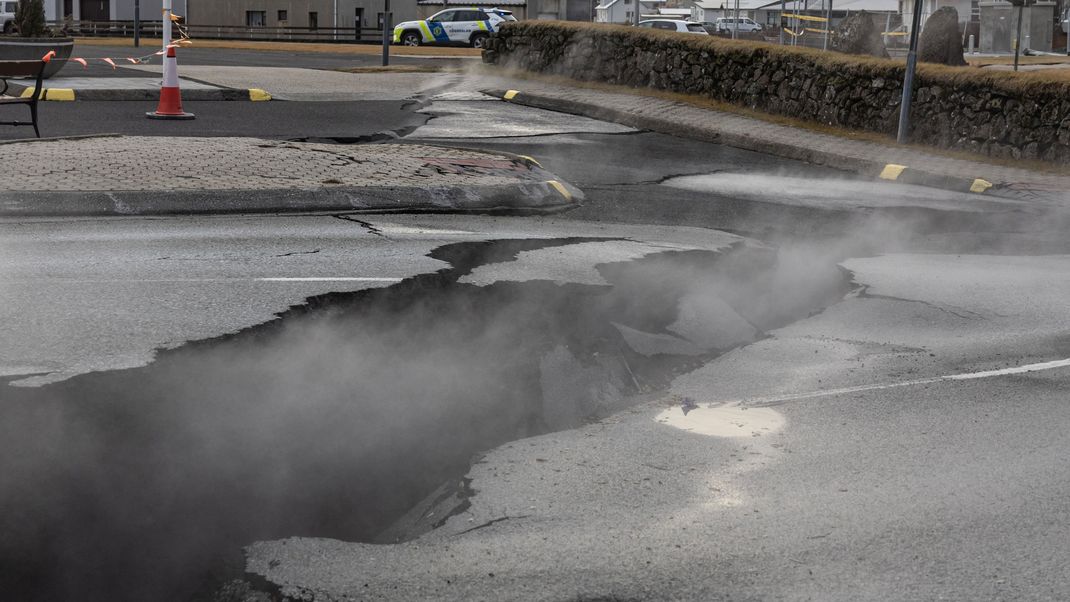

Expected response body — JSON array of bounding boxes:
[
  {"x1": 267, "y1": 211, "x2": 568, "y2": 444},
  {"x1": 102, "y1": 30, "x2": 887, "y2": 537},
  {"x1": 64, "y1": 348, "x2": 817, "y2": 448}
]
[
  {"x1": 733, "y1": 0, "x2": 739, "y2": 38},
  {"x1": 780, "y1": 0, "x2": 786, "y2": 44},
  {"x1": 381, "y1": 0, "x2": 391, "y2": 66},
  {"x1": 1066, "y1": 7, "x2": 1069, "y2": 55},
  {"x1": 793, "y1": 0, "x2": 800, "y2": 45},
  {"x1": 334, "y1": 0, "x2": 339, "y2": 41},
  {"x1": 823, "y1": 0, "x2": 833, "y2": 50},
  {"x1": 1013, "y1": 2, "x2": 1024, "y2": 71},
  {"x1": 134, "y1": 0, "x2": 140, "y2": 47},
  {"x1": 635, "y1": 0, "x2": 641, "y2": 26},
  {"x1": 162, "y1": 0, "x2": 172, "y2": 51},
  {"x1": 896, "y1": 0, "x2": 924, "y2": 144}
]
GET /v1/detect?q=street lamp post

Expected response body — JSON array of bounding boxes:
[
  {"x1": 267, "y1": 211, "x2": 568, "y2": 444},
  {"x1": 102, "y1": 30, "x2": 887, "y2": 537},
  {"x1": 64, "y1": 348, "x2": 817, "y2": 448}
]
[
  {"x1": 896, "y1": 0, "x2": 924, "y2": 144},
  {"x1": 133, "y1": 0, "x2": 140, "y2": 48},
  {"x1": 382, "y1": 0, "x2": 392, "y2": 66},
  {"x1": 779, "y1": 0, "x2": 786, "y2": 44},
  {"x1": 823, "y1": 0, "x2": 834, "y2": 50},
  {"x1": 1012, "y1": 0, "x2": 1026, "y2": 71},
  {"x1": 733, "y1": 0, "x2": 740, "y2": 39}
]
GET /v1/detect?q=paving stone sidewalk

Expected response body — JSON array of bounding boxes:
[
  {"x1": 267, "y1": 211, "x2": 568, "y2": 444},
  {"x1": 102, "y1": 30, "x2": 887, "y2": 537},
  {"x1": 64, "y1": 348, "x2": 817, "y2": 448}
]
[
  {"x1": 0, "y1": 136, "x2": 578, "y2": 216},
  {"x1": 467, "y1": 74, "x2": 1070, "y2": 204}
]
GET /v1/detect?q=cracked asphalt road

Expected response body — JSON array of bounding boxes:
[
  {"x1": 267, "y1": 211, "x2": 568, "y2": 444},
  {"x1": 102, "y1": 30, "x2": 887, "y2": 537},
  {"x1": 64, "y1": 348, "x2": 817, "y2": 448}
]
[{"x1": 5, "y1": 73, "x2": 1070, "y2": 602}]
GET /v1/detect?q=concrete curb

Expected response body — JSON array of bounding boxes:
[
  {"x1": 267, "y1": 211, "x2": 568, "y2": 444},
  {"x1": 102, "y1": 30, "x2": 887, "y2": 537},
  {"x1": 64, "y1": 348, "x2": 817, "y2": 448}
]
[
  {"x1": 0, "y1": 184, "x2": 577, "y2": 220},
  {"x1": 11, "y1": 83, "x2": 272, "y2": 102},
  {"x1": 0, "y1": 181, "x2": 580, "y2": 218},
  {"x1": 485, "y1": 88, "x2": 1048, "y2": 202}
]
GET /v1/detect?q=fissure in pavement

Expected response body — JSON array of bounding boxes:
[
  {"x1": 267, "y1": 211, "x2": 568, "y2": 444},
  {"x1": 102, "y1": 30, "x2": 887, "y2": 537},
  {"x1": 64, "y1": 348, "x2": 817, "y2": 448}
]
[{"x1": 0, "y1": 237, "x2": 852, "y2": 602}]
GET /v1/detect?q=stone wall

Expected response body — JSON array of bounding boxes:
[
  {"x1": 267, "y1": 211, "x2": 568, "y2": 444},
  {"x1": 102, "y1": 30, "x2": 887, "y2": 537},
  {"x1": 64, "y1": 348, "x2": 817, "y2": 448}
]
[{"x1": 483, "y1": 21, "x2": 1070, "y2": 164}]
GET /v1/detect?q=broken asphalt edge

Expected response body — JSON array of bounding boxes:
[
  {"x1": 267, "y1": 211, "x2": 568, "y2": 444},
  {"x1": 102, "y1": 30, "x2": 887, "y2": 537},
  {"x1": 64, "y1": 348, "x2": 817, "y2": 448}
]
[
  {"x1": 0, "y1": 182, "x2": 581, "y2": 218},
  {"x1": 484, "y1": 88, "x2": 1059, "y2": 203}
]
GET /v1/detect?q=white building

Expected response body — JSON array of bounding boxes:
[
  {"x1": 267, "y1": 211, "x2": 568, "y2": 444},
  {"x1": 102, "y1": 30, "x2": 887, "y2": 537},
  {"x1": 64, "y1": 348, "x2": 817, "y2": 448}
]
[
  {"x1": 595, "y1": 0, "x2": 666, "y2": 23},
  {"x1": 43, "y1": 0, "x2": 189, "y2": 21},
  {"x1": 691, "y1": 0, "x2": 778, "y2": 23},
  {"x1": 657, "y1": 7, "x2": 693, "y2": 17}
]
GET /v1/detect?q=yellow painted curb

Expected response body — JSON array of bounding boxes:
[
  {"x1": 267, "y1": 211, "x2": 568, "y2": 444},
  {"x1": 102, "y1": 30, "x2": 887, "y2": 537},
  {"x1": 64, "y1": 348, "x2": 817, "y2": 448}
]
[
  {"x1": 21, "y1": 88, "x2": 75, "y2": 101},
  {"x1": 878, "y1": 164, "x2": 907, "y2": 181},
  {"x1": 48, "y1": 89, "x2": 76, "y2": 101},
  {"x1": 547, "y1": 180, "x2": 572, "y2": 202},
  {"x1": 518, "y1": 154, "x2": 542, "y2": 168},
  {"x1": 970, "y1": 178, "x2": 993, "y2": 194},
  {"x1": 248, "y1": 88, "x2": 272, "y2": 102},
  {"x1": 503, "y1": 89, "x2": 520, "y2": 100}
]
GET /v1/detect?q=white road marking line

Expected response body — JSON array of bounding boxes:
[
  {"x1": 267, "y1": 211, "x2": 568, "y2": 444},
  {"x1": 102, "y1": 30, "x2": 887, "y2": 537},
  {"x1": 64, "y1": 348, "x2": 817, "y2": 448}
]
[
  {"x1": 739, "y1": 358, "x2": 1070, "y2": 407},
  {"x1": 943, "y1": 358, "x2": 1070, "y2": 380},
  {"x1": 255, "y1": 277, "x2": 403, "y2": 282},
  {"x1": 12, "y1": 277, "x2": 404, "y2": 283}
]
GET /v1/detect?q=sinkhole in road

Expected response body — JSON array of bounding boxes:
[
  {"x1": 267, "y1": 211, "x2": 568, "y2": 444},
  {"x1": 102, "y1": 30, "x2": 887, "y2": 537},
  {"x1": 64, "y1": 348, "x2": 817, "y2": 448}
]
[{"x1": 0, "y1": 236, "x2": 852, "y2": 602}]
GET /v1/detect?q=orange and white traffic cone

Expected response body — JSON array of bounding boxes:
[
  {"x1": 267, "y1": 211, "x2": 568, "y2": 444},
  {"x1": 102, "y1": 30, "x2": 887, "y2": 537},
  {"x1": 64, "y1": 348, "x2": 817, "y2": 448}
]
[{"x1": 146, "y1": 46, "x2": 194, "y2": 120}]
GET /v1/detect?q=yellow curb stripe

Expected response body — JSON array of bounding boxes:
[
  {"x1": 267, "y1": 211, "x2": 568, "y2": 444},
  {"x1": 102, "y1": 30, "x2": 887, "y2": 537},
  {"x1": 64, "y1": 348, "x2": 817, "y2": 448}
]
[
  {"x1": 50, "y1": 89, "x2": 76, "y2": 101},
  {"x1": 21, "y1": 88, "x2": 76, "y2": 101},
  {"x1": 518, "y1": 154, "x2": 542, "y2": 168},
  {"x1": 969, "y1": 178, "x2": 993, "y2": 194},
  {"x1": 503, "y1": 89, "x2": 519, "y2": 100},
  {"x1": 879, "y1": 164, "x2": 907, "y2": 180},
  {"x1": 547, "y1": 180, "x2": 572, "y2": 202},
  {"x1": 248, "y1": 88, "x2": 272, "y2": 102}
]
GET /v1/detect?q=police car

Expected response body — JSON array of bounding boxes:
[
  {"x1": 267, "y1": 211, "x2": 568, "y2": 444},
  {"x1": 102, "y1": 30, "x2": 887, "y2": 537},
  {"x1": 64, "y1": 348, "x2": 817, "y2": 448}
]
[{"x1": 393, "y1": 8, "x2": 517, "y2": 49}]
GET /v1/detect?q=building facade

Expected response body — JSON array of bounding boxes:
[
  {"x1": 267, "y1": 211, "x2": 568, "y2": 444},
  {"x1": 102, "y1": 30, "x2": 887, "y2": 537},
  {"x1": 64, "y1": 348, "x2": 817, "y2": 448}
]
[
  {"x1": 181, "y1": 0, "x2": 419, "y2": 30},
  {"x1": 49, "y1": 1, "x2": 422, "y2": 30}
]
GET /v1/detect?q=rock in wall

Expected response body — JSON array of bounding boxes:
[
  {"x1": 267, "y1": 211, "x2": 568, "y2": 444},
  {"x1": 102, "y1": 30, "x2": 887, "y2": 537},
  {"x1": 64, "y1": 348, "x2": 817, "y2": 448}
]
[
  {"x1": 833, "y1": 11, "x2": 890, "y2": 58},
  {"x1": 919, "y1": 7, "x2": 967, "y2": 66},
  {"x1": 483, "y1": 21, "x2": 1070, "y2": 163}
]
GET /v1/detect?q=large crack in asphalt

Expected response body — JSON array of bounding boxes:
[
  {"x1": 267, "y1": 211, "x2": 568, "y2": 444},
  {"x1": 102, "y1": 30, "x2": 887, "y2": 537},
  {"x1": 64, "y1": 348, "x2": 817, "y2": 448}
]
[{"x1": 0, "y1": 237, "x2": 853, "y2": 602}]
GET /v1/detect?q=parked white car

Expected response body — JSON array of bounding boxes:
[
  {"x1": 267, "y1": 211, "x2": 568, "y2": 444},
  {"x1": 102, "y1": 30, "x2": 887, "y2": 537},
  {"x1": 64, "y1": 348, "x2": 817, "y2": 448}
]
[
  {"x1": 393, "y1": 8, "x2": 516, "y2": 49},
  {"x1": 1, "y1": 1, "x2": 18, "y2": 35},
  {"x1": 713, "y1": 17, "x2": 763, "y2": 33},
  {"x1": 637, "y1": 19, "x2": 709, "y2": 35}
]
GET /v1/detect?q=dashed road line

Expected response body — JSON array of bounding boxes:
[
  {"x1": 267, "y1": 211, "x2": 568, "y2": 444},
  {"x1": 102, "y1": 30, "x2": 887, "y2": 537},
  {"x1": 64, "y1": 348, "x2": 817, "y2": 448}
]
[{"x1": 735, "y1": 357, "x2": 1070, "y2": 408}]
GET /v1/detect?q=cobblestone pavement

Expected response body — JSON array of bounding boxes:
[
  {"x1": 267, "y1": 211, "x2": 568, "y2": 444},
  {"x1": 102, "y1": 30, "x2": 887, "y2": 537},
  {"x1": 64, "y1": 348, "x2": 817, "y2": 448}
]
[
  {"x1": 2, "y1": 137, "x2": 542, "y2": 191},
  {"x1": 0, "y1": 136, "x2": 578, "y2": 216},
  {"x1": 459, "y1": 72, "x2": 1070, "y2": 204}
]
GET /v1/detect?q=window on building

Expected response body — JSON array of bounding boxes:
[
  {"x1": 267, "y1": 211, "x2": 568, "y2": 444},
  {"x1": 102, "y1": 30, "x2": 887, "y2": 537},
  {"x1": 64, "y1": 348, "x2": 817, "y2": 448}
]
[
  {"x1": 278, "y1": 10, "x2": 288, "y2": 21},
  {"x1": 246, "y1": 11, "x2": 266, "y2": 27},
  {"x1": 309, "y1": 11, "x2": 319, "y2": 30}
]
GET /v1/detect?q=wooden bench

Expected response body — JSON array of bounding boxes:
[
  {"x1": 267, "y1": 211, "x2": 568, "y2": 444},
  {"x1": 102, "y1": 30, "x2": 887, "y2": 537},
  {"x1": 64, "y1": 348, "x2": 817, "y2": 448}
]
[{"x1": 0, "y1": 59, "x2": 46, "y2": 138}]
